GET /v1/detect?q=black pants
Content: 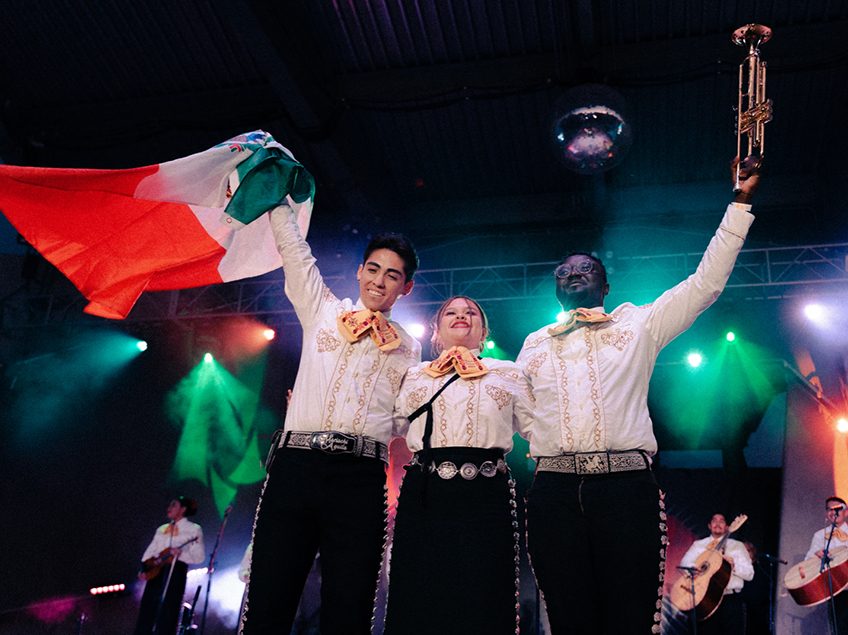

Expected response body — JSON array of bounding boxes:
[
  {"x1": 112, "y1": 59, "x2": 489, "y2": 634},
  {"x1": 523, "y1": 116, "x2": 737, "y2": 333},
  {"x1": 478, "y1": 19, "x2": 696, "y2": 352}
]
[
  {"x1": 240, "y1": 448, "x2": 387, "y2": 635},
  {"x1": 699, "y1": 592, "x2": 746, "y2": 635},
  {"x1": 526, "y1": 469, "x2": 665, "y2": 635},
  {"x1": 384, "y1": 447, "x2": 518, "y2": 635},
  {"x1": 134, "y1": 560, "x2": 187, "y2": 635}
]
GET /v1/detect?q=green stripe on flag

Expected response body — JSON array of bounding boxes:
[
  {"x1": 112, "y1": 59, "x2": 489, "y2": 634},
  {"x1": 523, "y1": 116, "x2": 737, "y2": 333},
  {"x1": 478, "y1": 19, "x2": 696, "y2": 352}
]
[{"x1": 225, "y1": 146, "x2": 315, "y2": 226}]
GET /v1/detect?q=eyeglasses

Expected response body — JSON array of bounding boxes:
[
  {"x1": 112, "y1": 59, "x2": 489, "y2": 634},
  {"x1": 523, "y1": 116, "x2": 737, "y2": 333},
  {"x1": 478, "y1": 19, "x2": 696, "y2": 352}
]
[{"x1": 554, "y1": 260, "x2": 596, "y2": 279}]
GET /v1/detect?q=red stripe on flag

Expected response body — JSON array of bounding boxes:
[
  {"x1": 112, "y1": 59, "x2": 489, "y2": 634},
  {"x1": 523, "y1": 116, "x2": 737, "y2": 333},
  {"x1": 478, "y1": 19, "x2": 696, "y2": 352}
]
[{"x1": 0, "y1": 166, "x2": 226, "y2": 319}]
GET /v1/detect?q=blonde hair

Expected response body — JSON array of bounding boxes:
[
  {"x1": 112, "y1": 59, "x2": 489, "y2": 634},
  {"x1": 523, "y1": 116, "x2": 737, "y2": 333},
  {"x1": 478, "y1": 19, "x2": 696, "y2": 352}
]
[{"x1": 429, "y1": 295, "x2": 489, "y2": 357}]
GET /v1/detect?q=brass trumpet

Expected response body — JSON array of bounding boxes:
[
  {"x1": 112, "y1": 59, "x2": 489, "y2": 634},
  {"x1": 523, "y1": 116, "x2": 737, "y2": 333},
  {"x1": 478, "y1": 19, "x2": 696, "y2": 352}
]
[{"x1": 733, "y1": 23, "x2": 773, "y2": 191}]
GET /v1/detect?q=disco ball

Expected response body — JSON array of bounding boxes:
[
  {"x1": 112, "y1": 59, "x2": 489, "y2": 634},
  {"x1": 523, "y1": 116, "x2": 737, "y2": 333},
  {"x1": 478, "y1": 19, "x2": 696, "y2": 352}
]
[{"x1": 551, "y1": 84, "x2": 633, "y2": 175}]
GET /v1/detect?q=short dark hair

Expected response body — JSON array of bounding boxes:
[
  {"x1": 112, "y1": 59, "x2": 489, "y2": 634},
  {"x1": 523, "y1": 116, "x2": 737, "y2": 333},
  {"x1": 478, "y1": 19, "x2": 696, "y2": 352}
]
[
  {"x1": 557, "y1": 251, "x2": 608, "y2": 285},
  {"x1": 177, "y1": 496, "x2": 198, "y2": 517},
  {"x1": 826, "y1": 496, "x2": 847, "y2": 509},
  {"x1": 363, "y1": 233, "x2": 419, "y2": 282}
]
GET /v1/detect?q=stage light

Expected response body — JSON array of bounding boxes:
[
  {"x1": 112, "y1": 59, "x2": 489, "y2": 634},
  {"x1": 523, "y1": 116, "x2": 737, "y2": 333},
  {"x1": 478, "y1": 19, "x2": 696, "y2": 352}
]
[
  {"x1": 262, "y1": 328, "x2": 275, "y2": 342},
  {"x1": 136, "y1": 340, "x2": 148, "y2": 352},
  {"x1": 804, "y1": 303, "x2": 827, "y2": 324},
  {"x1": 837, "y1": 417, "x2": 848, "y2": 434},
  {"x1": 556, "y1": 310, "x2": 568, "y2": 323},
  {"x1": 89, "y1": 583, "x2": 126, "y2": 595},
  {"x1": 686, "y1": 352, "x2": 703, "y2": 368},
  {"x1": 725, "y1": 331, "x2": 736, "y2": 342},
  {"x1": 486, "y1": 340, "x2": 495, "y2": 350},
  {"x1": 203, "y1": 352, "x2": 213, "y2": 363},
  {"x1": 408, "y1": 323, "x2": 426, "y2": 339}
]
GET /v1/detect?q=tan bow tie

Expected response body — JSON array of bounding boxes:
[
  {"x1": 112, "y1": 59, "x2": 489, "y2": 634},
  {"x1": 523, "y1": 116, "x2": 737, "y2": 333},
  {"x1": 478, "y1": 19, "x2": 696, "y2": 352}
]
[
  {"x1": 162, "y1": 523, "x2": 179, "y2": 537},
  {"x1": 337, "y1": 309, "x2": 401, "y2": 352},
  {"x1": 830, "y1": 528, "x2": 848, "y2": 542},
  {"x1": 422, "y1": 346, "x2": 488, "y2": 379},
  {"x1": 547, "y1": 308, "x2": 613, "y2": 336}
]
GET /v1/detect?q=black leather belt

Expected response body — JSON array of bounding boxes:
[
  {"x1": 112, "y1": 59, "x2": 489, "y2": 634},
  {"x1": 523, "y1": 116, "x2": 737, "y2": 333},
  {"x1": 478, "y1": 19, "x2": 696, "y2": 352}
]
[{"x1": 280, "y1": 430, "x2": 389, "y2": 462}]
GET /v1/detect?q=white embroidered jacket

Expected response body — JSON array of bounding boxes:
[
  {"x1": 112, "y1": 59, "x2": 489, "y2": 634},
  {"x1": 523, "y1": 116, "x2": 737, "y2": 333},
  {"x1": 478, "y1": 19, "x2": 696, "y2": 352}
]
[
  {"x1": 394, "y1": 356, "x2": 534, "y2": 452},
  {"x1": 270, "y1": 206, "x2": 422, "y2": 445},
  {"x1": 517, "y1": 203, "x2": 754, "y2": 457}
]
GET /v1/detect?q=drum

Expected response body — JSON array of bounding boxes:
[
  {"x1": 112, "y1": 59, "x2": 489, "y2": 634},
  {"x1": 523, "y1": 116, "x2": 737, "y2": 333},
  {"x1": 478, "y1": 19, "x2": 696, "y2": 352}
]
[{"x1": 785, "y1": 547, "x2": 848, "y2": 607}]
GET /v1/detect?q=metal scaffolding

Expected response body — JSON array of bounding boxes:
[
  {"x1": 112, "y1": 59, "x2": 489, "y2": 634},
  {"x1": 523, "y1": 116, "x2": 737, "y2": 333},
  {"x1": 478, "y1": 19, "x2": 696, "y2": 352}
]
[{"x1": 2, "y1": 241, "x2": 847, "y2": 329}]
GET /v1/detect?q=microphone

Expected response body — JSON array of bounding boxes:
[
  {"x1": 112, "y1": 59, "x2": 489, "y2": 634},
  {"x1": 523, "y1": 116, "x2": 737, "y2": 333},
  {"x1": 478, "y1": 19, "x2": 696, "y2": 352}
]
[
  {"x1": 761, "y1": 553, "x2": 787, "y2": 565},
  {"x1": 677, "y1": 566, "x2": 700, "y2": 574},
  {"x1": 830, "y1": 505, "x2": 845, "y2": 514}
]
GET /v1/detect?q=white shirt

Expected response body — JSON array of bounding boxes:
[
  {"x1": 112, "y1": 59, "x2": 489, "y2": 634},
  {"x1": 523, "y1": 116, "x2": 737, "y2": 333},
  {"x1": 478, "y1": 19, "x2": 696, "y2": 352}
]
[
  {"x1": 394, "y1": 356, "x2": 535, "y2": 452},
  {"x1": 516, "y1": 203, "x2": 754, "y2": 457},
  {"x1": 270, "y1": 206, "x2": 422, "y2": 445},
  {"x1": 141, "y1": 518, "x2": 205, "y2": 565},
  {"x1": 805, "y1": 522, "x2": 848, "y2": 559},
  {"x1": 680, "y1": 536, "x2": 754, "y2": 593}
]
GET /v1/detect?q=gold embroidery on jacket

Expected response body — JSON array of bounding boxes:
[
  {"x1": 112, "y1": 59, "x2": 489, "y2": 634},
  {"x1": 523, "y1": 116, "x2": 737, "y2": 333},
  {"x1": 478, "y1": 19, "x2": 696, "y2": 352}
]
[
  {"x1": 600, "y1": 328, "x2": 634, "y2": 351},
  {"x1": 316, "y1": 328, "x2": 341, "y2": 352},
  {"x1": 485, "y1": 384, "x2": 512, "y2": 410}
]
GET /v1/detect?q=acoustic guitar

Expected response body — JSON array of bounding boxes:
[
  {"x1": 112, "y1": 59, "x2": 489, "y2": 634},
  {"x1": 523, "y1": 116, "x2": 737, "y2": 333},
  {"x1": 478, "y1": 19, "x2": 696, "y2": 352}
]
[
  {"x1": 669, "y1": 514, "x2": 748, "y2": 620},
  {"x1": 785, "y1": 546, "x2": 848, "y2": 606},
  {"x1": 139, "y1": 536, "x2": 199, "y2": 581}
]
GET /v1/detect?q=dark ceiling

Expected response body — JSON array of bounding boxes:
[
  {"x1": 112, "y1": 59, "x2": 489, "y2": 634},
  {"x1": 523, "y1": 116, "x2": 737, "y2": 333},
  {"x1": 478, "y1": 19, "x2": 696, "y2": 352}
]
[{"x1": 1, "y1": 0, "x2": 846, "y2": 264}]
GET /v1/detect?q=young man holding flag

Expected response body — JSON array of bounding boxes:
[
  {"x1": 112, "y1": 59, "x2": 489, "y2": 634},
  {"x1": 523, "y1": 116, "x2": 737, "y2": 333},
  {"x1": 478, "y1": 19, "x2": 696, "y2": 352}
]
[{"x1": 238, "y1": 204, "x2": 421, "y2": 634}]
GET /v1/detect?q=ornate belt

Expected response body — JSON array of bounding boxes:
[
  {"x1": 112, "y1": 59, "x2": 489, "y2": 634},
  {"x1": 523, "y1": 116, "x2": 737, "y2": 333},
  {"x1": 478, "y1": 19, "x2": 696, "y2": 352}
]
[
  {"x1": 410, "y1": 453, "x2": 508, "y2": 480},
  {"x1": 281, "y1": 430, "x2": 388, "y2": 462},
  {"x1": 536, "y1": 450, "x2": 649, "y2": 475}
]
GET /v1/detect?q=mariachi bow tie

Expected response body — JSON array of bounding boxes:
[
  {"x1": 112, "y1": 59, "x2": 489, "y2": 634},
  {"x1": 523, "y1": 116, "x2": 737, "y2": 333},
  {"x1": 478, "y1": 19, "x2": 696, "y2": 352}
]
[
  {"x1": 547, "y1": 307, "x2": 613, "y2": 336},
  {"x1": 422, "y1": 345, "x2": 488, "y2": 379},
  {"x1": 337, "y1": 309, "x2": 401, "y2": 352},
  {"x1": 830, "y1": 528, "x2": 848, "y2": 542},
  {"x1": 162, "y1": 523, "x2": 179, "y2": 537}
]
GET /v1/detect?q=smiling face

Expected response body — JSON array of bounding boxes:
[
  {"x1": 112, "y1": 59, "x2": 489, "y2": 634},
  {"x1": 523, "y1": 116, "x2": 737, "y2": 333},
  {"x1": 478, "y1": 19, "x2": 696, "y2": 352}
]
[
  {"x1": 433, "y1": 297, "x2": 488, "y2": 353},
  {"x1": 357, "y1": 248, "x2": 414, "y2": 312},
  {"x1": 708, "y1": 514, "x2": 728, "y2": 538},
  {"x1": 554, "y1": 254, "x2": 609, "y2": 311}
]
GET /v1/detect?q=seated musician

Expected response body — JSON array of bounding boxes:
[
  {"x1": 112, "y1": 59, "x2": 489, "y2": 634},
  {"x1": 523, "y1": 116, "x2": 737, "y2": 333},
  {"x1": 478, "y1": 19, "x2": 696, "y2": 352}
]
[
  {"x1": 679, "y1": 513, "x2": 753, "y2": 634},
  {"x1": 804, "y1": 497, "x2": 848, "y2": 631},
  {"x1": 134, "y1": 496, "x2": 205, "y2": 635}
]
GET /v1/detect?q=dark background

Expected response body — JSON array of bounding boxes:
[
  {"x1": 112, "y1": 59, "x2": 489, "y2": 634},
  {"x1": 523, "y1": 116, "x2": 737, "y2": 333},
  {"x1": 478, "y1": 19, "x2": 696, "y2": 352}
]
[{"x1": 0, "y1": 1, "x2": 846, "y2": 633}]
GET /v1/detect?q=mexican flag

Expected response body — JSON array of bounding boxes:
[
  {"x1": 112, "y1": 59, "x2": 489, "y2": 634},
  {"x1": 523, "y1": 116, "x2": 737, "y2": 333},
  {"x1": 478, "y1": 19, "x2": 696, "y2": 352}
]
[{"x1": 0, "y1": 130, "x2": 314, "y2": 319}]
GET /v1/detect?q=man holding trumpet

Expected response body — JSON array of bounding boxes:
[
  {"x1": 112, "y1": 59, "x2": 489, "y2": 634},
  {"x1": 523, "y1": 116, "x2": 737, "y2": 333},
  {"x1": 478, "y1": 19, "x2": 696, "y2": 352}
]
[{"x1": 518, "y1": 155, "x2": 762, "y2": 635}]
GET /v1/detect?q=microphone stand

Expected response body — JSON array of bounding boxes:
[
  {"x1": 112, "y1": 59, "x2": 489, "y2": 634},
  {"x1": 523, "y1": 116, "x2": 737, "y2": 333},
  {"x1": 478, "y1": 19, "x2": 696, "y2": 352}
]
[
  {"x1": 199, "y1": 504, "x2": 233, "y2": 635},
  {"x1": 152, "y1": 555, "x2": 180, "y2": 634},
  {"x1": 677, "y1": 566, "x2": 700, "y2": 635},
  {"x1": 821, "y1": 519, "x2": 840, "y2": 635},
  {"x1": 761, "y1": 553, "x2": 786, "y2": 635},
  {"x1": 152, "y1": 523, "x2": 179, "y2": 635}
]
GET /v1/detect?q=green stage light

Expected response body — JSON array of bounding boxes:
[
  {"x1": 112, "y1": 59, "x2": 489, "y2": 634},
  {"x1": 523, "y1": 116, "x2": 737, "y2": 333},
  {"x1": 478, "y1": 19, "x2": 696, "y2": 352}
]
[
  {"x1": 203, "y1": 352, "x2": 213, "y2": 363},
  {"x1": 686, "y1": 352, "x2": 703, "y2": 368},
  {"x1": 725, "y1": 331, "x2": 736, "y2": 342},
  {"x1": 136, "y1": 340, "x2": 148, "y2": 352},
  {"x1": 486, "y1": 340, "x2": 495, "y2": 350}
]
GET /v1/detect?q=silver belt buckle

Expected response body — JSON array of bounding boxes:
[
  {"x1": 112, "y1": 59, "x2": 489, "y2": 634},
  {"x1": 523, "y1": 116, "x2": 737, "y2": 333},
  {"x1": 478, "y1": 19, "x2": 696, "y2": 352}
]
[
  {"x1": 479, "y1": 461, "x2": 497, "y2": 478},
  {"x1": 309, "y1": 431, "x2": 354, "y2": 454},
  {"x1": 459, "y1": 463, "x2": 479, "y2": 480},
  {"x1": 435, "y1": 461, "x2": 459, "y2": 479},
  {"x1": 575, "y1": 452, "x2": 610, "y2": 475}
]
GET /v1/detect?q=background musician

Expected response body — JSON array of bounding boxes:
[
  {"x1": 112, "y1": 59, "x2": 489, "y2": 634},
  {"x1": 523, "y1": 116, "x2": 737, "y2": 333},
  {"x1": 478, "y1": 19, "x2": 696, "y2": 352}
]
[
  {"x1": 679, "y1": 513, "x2": 754, "y2": 634},
  {"x1": 134, "y1": 496, "x2": 205, "y2": 635},
  {"x1": 804, "y1": 496, "x2": 848, "y2": 632}
]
